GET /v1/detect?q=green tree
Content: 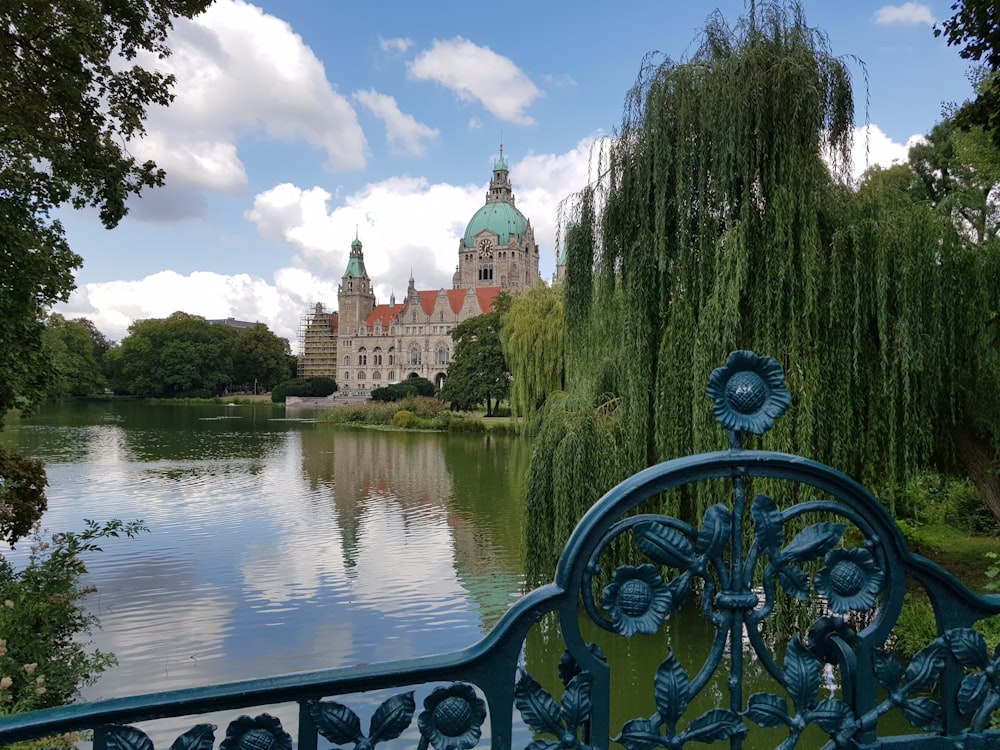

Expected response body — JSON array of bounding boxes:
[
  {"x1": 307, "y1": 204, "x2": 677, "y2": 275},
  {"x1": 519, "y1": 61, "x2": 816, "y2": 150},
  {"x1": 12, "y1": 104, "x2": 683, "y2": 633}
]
[
  {"x1": 1, "y1": 0, "x2": 213, "y2": 416},
  {"x1": 526, "y1": 3, "x2": 998, "y2": 572},
  {"x1": 118, "y1": 312, "x2": 235, "y2": 397},
  {"x1": 41, "y1": 315, "x2": 107, "y2": 398},
  {"x1": 440, "y1": 306, "x2": 510, "y2": 417},
  {"x1": 906, "y1": 113, "x2": 1000, "y2": 243},
  {"x1": 935, "y1": 1, "x2": 1000, "y2": 146},
  {"x1": 500, "y1": 283, "x2": 565, "y2": 429},
  {"x1": 231, "y1": 323, "x2": 292, "y2": 393}
]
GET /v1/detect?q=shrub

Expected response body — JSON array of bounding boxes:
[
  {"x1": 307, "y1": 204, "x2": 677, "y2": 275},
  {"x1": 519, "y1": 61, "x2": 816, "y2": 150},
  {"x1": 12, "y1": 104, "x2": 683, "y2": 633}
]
[
  {"x1": 392, "y1": 410, "x2": 417, "y2": 428},
  {"x1": 0, "y1": 519, "x2": 146, "y2": 713},
  {"x1": 271, "y1": 377, "x2": 338, "y2": 403}
]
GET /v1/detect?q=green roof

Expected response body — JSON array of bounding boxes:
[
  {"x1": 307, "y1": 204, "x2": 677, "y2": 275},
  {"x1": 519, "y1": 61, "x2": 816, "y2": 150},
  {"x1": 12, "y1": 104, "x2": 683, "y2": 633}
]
[
  {"x1": 343, "y1": 256, "x2": 364, "y2": 277},
  {"x1": 463, "y1": 201, "x2": 528, "y2": 247}
]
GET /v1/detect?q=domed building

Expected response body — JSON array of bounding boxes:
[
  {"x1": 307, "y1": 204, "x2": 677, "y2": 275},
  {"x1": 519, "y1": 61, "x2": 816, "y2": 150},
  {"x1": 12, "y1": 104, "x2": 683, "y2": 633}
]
[{"x1": 312, "y1": 149, "x2": 541, "y2": 398}]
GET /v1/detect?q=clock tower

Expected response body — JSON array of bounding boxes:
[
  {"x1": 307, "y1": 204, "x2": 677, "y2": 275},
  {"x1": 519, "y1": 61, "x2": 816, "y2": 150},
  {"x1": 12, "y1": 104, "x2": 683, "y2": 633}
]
[{"x1": 453, "y1": 146, "x2": 539, "y2": 291}]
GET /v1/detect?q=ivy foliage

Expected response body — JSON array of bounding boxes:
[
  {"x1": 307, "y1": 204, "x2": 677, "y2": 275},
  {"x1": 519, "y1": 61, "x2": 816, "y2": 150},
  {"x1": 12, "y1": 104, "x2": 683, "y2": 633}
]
[{"x1": 525, "y1": 2, "x2": 1000, "y2": 574}]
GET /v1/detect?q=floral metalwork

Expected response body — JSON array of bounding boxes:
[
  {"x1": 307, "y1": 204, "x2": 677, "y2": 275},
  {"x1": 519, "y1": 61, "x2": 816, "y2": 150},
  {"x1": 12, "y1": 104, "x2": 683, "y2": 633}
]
[
  {"x1": 615, "y1": 652, "x2": 746, "y2": 749},
  {"x1": 514, "y1": 668, "x2": 594, "y2": 750},
  {"x1": 417, "y1": 683, "x2": 487, "y2": 750},
  {"x1": 307, "y1": 691, "x2": 414, "y2": 750},
  {"x1": 705, "y1": 350, "x2": 791, "y2": 435},
  {"x1": 104, "y1": 723, "x2": 216, "y2": 750},
  {"x1": 814, "y1": 547, "x2": 884, "y2": 614},
  {"x1": 601, "y1": 564, "x2": 673, "y2": 636},
  {"x1": 219, "y1": 714, "x2": 291, "y2": 750}
]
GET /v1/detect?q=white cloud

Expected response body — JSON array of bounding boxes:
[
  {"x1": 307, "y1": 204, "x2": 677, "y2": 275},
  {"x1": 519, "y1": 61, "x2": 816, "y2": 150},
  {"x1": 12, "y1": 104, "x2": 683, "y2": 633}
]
[
  {"x1": 874, "y1": 3, "x2": 935, "y2": 25},
  {"x1": 379, "y1": 36, "x2": 413, "y2": 54},
  {"x1": 850, "y1": 124, "x2": 924, "y2": 179},
  {"x1": 353, "y1": 89, "x2": 440, "y2": 156},
  {"x1": 130, "y1": 0, "x2": 367, "y2": 220},
  {"x1": 56, "y1": 268, "x2": 338, "y2": 349},
  {"x1": 408, "y1": 38, "x2": 542, "y2": 124},
  {"x1": 468, "y1": 118, "x2": 483, "y2": 130}
]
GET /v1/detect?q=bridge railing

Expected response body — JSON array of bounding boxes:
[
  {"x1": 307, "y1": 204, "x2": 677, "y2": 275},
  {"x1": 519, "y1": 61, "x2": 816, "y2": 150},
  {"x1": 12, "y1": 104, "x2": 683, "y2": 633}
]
[{"x1": 3, "y1": 350, "x2": 1000, "y2": 750}]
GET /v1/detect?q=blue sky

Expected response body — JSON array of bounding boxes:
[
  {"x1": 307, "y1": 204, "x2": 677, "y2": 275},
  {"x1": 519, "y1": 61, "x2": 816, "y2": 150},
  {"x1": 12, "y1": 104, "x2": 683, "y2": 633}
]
[{"x1": 54, "y1": 1, "x2": 973, "y2": 347}]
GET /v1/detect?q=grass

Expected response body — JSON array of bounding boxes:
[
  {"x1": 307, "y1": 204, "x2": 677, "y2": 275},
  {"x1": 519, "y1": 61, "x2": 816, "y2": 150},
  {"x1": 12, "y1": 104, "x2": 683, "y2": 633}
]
[{"x1": 898, "y1": 521, "x2": 1000, "y2": 591}]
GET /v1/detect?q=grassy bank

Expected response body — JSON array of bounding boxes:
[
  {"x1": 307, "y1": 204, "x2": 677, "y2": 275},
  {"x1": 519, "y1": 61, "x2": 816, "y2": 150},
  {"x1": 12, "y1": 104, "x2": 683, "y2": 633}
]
[{"x1": 315, "y1": 396, "x2": 516, "y2": 434}]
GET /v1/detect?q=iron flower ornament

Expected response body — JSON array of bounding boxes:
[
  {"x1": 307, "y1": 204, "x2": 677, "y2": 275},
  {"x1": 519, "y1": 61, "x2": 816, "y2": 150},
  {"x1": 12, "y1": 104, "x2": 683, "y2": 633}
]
[
  {"x1": 601, "y1": 564, "x2": 672, "y2": 636},
  {"x1": 220, "y1": 714, "x2": 292, "y2": 750},
  {"x1": 814, "y1": 547, "x2": 884, "y2": 614},
  {"x1": 706, "y1": 350, "x2": 791, "y2": 435},
  {"x1": 417, "y1": 683, "x2": 487, "y2": 750}
]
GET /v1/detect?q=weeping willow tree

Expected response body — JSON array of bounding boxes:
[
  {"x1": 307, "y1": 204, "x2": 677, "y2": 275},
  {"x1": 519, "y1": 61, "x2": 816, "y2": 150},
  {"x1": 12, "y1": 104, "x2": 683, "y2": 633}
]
[
  {"x1": 525, "y1": 2, "x2": 993, "y2": 578},
  {"x1": 500, "y1": 283, "x2": 565, "y2": 430}
]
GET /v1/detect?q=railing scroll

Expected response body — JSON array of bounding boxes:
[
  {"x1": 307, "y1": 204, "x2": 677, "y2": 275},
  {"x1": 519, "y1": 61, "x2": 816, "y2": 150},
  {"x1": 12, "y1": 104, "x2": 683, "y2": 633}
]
[{"x1": 2, "y1": 350, "x2": 1000, "y2": 750}]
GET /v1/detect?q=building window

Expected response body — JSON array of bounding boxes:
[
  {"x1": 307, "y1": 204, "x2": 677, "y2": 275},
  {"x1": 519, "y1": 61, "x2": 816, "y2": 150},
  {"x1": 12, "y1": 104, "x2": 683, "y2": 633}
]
[
  {"x1": 358, "y1": 347, "x2": 367, "y2": 365},
  {"x1": 343, "y1": 371, "x2": 349, "y2": 380},
  {"x1": 358, "y1": 371, "x2": 366, "y2": 380},
  {"x1": 373, "y1": 371, "x2": 381, "y2": 380},
  {"x1": 439, "y1": 311, "x2": 444, "y2": 321},
  {"x1": 409, "y1": 346, "x2": 421, "y2": 365},
  {"x1": 375, "y1": 322, "x2": 382, "y2": 335},
  {"x1": 344, "y1": 355, "x2": 351, "y2": 366},
  {"x1": 374, "y1": 347, "x2": 383, "y2": 365},
  {"x1": 388, "y1": 347, "x2": 395, "y2": 365},
  {"x1": 436, "y1": 345, "x2": 448, "y2": 364}
]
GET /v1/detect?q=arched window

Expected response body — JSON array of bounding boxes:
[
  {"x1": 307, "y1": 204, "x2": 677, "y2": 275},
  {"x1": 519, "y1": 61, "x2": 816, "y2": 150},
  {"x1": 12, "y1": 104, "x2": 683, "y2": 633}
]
[
  {"x1": 436, "y1": 345, "x2": 448, "y2": 364},
  {"x1": 343, "y1": 371, "x2": 350, "y2": 380},
  {"x1": 439, "y1": 311, "x2": 445, "y2": 321},
  {"x1": 409, "y1": 346, "x2": 421, "y2": 365},
  {"x1": 373, "y1": 371, "x2": 381, "y2": 380},
  {"x1": 373, "y1": 347, "x2": 383, "y2": 365},
  {"x1": 343, "y1": 355, "x2": 351, "y2": 366},
  {"x1": 358, "y1": 347, "x2": 367, "y2": 366},
  {"x1": 358, "y1": 371, "x2": 366, "y2": 380},
  {"x1": 375, "y1": 321, "x2": 383, "y2": 335}
]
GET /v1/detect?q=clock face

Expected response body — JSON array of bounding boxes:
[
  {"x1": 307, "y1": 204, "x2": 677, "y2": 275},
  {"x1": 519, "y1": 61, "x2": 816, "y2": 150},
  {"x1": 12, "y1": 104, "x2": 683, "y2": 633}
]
[{"x1": 478, "y1": 238, "x2": 493, "y2": 258}]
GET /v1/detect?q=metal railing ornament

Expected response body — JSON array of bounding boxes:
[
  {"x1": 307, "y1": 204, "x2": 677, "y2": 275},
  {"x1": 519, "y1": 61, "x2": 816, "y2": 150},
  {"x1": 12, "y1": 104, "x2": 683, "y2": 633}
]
[{"x1": 2, "y1": 350, "x2": 1000, "y2": 749}]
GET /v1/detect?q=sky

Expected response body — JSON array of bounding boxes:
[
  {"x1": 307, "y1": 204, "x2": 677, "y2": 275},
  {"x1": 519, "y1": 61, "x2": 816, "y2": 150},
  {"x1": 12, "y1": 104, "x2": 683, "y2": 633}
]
[{"x1": 53, "y1": 0, "x2": 975, "y2": 350}]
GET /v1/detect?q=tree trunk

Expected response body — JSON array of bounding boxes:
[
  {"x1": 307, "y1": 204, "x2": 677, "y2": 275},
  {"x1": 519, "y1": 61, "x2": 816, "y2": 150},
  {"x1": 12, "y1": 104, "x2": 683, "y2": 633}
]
[{"x1": 951, "y1": 425, "x2": 1000, "y2": 524}]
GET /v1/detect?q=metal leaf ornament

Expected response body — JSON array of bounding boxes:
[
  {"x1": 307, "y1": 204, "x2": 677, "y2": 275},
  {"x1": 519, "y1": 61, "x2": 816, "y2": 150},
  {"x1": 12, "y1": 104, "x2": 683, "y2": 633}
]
[
  {"x1": 705, "y1": 350, "x2": 791, "y2": 435},
  {"x1": 946, "y1": 628, "x2": 1000, "y2": 731},
  {"x1": 514, "y1": 669, "x2": 594, "y2": 750},
  {"x1": 104, "y1": 723, "x2": 217, "y2": 750},
  {"x1": 308, "y1": 691, "x2": 415, "y2": 750},
  {"x1": 745, "y1": 638, "x2": 854, "y2": 746},
  {"x1": 615, "y1": 651, "x2": 745, "y2": 749}
]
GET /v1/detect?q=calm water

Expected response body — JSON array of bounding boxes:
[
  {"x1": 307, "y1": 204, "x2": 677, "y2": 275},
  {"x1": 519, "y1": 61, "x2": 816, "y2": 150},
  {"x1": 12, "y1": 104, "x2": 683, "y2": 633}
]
[
  {"x1": 0, "y1": 402, "x2": 532, "y2": 737},
  {"x1": 0, "y1": 401, "x2": 904, "y2": 748}
]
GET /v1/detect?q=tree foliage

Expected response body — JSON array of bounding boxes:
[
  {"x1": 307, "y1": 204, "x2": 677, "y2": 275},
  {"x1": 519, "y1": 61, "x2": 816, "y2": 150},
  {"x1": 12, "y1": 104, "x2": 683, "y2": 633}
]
[
  {"x1": 115, "y1": 313, "x2": 236, "y2": 397},
  {"x1": 270, "y1": 377, "x2": 338, "y2": 403},
  {"x1": 41, "y1": 315, "x2": 107, "y2": 398},
  {"x1": 500, "y1": 283, "x2": 565, "y2": 429},
  {"x1": 439, "y1": 304, "x2": 510, "y2": 417},
  {"x1": 935, "y1": 0, "x2": 1000, "y2": 146},
  {"x1": 231, "y1": 323, "x2": 293, "y2": 392},
  {"x1": 371, "y1": 376, "x2": 436, "y2": 402},
  {"x1": 526, "y1": 3, "x2": 1000, "y2": 574}
]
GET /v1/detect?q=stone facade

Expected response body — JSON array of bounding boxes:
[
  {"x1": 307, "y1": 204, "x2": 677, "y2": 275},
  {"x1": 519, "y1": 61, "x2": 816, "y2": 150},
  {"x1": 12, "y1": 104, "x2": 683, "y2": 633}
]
[{"x1": 333, "y1": 152, "x2": 540, "y2": 398}]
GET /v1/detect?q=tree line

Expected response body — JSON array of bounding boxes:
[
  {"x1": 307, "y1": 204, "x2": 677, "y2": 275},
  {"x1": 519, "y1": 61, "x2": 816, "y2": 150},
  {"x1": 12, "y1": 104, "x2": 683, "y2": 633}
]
[{"x1": 42, "y1": 312, "x2": 294, "y2": 399}]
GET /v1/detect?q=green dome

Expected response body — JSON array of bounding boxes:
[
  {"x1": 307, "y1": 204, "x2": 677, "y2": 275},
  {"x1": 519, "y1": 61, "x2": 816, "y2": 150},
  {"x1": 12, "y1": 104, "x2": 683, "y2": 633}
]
[{"x1": 463, "y1": 202, "x2": 528, "y2": 247}]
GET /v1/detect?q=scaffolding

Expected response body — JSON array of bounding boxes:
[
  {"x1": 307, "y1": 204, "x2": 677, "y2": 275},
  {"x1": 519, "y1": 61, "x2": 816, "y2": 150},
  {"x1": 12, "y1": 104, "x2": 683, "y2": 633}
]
[{"x1": 298, "y1": 303, "x2": 338, "y2": 378}]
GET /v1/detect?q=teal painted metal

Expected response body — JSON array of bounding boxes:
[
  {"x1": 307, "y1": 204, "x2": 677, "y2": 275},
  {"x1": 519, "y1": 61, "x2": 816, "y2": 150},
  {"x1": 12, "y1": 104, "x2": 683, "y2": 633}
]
[{"x1": 3, "y1": 350, "x2": 1000, "y2": 749}]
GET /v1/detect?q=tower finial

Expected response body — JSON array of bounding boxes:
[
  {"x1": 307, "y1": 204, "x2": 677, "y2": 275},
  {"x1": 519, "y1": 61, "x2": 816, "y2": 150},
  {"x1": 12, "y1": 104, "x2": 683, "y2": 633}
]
[{"x1": 355, "y1": 224, "x2": 359, "y2": 241}]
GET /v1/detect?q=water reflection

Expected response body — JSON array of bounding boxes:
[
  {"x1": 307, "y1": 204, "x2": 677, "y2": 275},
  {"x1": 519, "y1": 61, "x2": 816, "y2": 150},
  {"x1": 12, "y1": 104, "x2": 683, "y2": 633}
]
[{"x1": 0, "y1": 403, "x2": 530, "y2": 707}]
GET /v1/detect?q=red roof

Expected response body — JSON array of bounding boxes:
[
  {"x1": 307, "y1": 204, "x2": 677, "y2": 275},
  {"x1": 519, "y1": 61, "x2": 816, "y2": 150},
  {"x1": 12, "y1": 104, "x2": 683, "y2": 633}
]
[
  {"x1": 365, "y1": 304, "x2": 403, "y2": 329},
  {"x1": 476, "y1": 287, "x2": 501, "y2": 313}
]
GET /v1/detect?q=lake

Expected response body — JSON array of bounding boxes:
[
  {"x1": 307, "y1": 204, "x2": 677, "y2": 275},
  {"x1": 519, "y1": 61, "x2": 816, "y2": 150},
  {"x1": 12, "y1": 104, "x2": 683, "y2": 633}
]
[{"x1": 0, "y1": 402, "x2": 532, "y2": 732}]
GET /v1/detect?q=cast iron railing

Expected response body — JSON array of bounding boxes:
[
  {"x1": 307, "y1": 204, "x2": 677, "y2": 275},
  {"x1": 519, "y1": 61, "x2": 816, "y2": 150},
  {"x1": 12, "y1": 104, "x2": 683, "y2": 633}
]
[{"x1": 2, "y1": 351, "x2": 1000, "y2": 750}]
